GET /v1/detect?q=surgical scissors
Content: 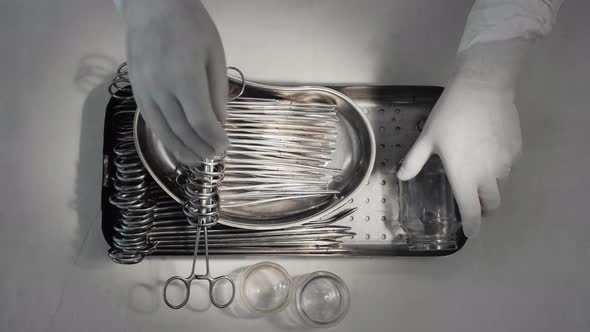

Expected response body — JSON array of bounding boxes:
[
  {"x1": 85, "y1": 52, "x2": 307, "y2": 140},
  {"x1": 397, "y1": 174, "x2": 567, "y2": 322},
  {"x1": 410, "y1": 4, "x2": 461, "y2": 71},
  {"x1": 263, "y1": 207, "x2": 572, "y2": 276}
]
[{"x1": 163, "y1": 215, "x2": 236, "y2": 309}]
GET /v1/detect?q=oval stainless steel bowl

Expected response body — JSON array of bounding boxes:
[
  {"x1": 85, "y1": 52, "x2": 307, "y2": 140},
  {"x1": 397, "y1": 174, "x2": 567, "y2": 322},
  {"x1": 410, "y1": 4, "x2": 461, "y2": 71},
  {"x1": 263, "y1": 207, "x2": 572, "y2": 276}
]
[{"x1": 135, "y1": 78, "x2": 375, "y2": 229}]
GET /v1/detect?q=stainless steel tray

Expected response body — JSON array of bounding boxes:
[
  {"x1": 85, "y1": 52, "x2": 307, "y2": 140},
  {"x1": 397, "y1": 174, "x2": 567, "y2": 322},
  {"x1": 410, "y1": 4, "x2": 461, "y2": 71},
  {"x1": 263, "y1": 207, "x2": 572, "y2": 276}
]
[
  {"x1": 101, "y1": 85, "x2": 466, "y2": 258},
  {"x1": 329, "y1": 86, "x2": 465, "y2": 255}
]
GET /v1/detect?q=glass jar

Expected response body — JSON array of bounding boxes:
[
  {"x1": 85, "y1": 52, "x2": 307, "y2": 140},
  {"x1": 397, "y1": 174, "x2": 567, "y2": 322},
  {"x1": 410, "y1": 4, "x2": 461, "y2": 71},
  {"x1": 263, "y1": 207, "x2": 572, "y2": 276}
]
[
  {"x1": 235, "y1": 261, "x2": 293, "y2": 316},
  {"x1": 290, "y1": 271, "x2": 351, "y2": 328},
  {"x1": 398, "y1": 156, "x2": 460, "y2": 250}
]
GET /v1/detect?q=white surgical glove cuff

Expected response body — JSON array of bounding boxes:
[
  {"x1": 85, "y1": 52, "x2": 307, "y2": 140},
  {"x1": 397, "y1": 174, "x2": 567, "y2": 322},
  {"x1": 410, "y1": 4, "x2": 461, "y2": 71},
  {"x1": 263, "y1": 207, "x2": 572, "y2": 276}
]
[
  {"x1": 454, "y1": 38, "x2": 531, "y2": 96},
  {"x1": 113, "y1": 0, "x2": 123, "y2": 15},
  {"x1": 459, "y1": 0, "x2": 564, "y2": 53}
]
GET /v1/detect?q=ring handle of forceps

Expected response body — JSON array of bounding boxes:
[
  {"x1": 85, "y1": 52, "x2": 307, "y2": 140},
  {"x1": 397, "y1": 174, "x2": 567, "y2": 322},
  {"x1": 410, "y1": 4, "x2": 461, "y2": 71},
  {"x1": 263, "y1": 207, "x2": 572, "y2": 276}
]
[
  {"x1": 163, "y1": 275, "x2": 236, "y2": 309},
  {"x1": 163, "y1": 276, "x2": 192, "y2": 309},
  {"x1": 227, "y1": 66, "x2": 246, "y2": 101},
  {"x1": 205, "y1": 275, "x2": 236, "y2": 309}
]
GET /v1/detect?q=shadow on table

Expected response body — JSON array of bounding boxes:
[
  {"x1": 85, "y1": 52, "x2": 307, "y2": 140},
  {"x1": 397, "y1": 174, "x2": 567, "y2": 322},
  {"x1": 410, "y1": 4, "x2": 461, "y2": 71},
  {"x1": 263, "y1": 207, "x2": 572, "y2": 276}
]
[{"x1": 70, "y1": 54, "x2": 120, "y2": 269}]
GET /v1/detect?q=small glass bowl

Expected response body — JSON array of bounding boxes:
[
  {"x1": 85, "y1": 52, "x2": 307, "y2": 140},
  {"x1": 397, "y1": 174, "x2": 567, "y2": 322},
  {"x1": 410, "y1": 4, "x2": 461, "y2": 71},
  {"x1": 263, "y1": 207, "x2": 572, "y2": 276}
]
[
  {"x1": 238, "y1": 261, "x2": 293, "y2": 315},
  {"x1": 294, "y1": 271, "x2": 350, "y2": 328}
]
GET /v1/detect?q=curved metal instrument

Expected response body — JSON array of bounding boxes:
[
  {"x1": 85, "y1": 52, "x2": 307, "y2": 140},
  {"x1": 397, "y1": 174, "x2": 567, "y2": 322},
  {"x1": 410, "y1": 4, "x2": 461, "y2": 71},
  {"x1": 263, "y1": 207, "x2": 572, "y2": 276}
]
[{"x1": 135, "y1": 73, "x2": 375, "y2": 230}]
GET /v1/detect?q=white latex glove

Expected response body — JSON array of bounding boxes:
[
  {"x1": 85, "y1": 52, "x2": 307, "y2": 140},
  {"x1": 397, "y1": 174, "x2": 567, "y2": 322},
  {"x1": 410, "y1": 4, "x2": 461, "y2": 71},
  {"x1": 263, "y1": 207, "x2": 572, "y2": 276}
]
[
  {"x1": 121, "y1": 0, "x2": 228, "y2": 163},
  {"x1": 397, "y1": 39, "x2": 531, "y2": 237}
]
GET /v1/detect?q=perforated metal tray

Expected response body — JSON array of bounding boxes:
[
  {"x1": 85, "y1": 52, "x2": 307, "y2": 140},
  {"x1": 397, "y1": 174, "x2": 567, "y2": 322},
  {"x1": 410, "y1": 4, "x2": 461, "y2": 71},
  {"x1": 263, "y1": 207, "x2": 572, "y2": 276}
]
[
  {"x1": 329, "y1": 86, "x2": 466, "y2": 256},
  {"x1": 101, "y1": 85, "x2": 466, "y2": 257}
]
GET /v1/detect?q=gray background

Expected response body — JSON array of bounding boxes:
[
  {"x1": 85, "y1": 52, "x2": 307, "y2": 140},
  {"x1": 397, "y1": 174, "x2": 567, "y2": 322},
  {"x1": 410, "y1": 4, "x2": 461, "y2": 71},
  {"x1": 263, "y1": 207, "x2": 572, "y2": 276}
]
[{"x1": 0, "y1": 0, "x2": 588, "y2": 331}]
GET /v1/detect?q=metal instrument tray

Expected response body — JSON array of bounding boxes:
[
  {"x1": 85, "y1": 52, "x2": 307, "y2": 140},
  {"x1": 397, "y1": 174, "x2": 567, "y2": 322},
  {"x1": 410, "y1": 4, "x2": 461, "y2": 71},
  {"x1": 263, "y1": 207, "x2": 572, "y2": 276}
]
[{"x1": 101, "y1": 85, "x2": 466, "y2": 257}]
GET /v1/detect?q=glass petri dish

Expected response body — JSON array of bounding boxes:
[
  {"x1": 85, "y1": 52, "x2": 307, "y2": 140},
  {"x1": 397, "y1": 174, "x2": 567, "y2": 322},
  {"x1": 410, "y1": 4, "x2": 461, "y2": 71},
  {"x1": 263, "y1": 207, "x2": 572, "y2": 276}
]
[
  {"x1": 239, "y1": 261, "x2": 293, "y2": 315},
  {"x1": 295, "y1": 271, "x2": 350, "y2": 328}
]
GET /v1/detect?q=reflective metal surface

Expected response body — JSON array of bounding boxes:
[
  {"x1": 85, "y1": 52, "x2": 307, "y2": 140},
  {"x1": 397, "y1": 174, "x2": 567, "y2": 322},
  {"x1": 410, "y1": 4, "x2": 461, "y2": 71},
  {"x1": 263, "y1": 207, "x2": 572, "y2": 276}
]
[
  {"x1": 327, "y1": 86, "x2": 465, "y2": 255},
  {"x1": 135, "y1": 78, "x2": 376, "y2": 230},
  {"x1": 222, "y1": 97, "x2": 340, "y2": 210},
  {"x1": 163, "y1": 155, "x2": 235, "y2": 310},
  {"x1": 107, "y1": 63, "x2": 156, "y2": 264},
  {"x1": 105, "y1": 84, "x2": 466, "y2": 258}
]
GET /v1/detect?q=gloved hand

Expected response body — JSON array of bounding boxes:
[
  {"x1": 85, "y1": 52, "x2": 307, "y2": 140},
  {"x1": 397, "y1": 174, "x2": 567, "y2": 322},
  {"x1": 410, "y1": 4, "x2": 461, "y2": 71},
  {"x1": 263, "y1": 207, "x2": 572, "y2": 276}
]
[
  {"x1": 397, "y1": 39, "x2": 530, "y2": 237},
  {"x1": 121, "y1": 0, "x2": 228, "y2": 164}
]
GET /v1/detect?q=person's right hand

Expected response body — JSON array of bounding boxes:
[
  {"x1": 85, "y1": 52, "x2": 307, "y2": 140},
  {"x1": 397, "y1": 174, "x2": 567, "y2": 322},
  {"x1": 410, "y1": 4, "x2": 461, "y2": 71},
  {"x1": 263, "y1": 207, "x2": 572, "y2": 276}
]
[
  {"x1": 122, "y1": 0, "x2": 229, "y2": 164},
  {"x1": 396, "y1": 40, "x2": 529, "y2": 237}
]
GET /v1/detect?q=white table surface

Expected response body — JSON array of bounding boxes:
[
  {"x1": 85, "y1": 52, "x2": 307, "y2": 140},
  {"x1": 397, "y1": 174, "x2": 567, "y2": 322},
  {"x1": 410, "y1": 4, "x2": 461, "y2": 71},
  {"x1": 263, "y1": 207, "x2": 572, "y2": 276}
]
[{"x1": 0, "y1": 1, "x2": 588, "y2": 331}]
